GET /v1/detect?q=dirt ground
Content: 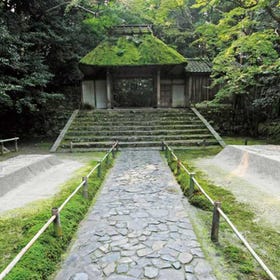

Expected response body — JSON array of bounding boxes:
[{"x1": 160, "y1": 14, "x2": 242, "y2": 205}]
[{"x1": 195, "y1": 145, "x2": 280, "y2": 232}]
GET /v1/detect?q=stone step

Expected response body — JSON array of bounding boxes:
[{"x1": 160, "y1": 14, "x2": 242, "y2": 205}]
[
  {"x1": 68, "y1": 124, "x2": 206, "y2": 132},
  {"x1": 71, "y1": 119, "x2": 203, "y2": 126},
  {"x1": 76, "y1": 115, "x2": 198, "y2": 121},
  {"x1": 66, "y1": 129, "x2": 209, "y2": 136},
  {"x1": 63, "y1": 134, "x2": 215, "y2": 143},
  {"x1": 78, "y1": 109, "x2": 193, "y2": 116},
  {"x1": 61, "y1": 139, "x2": 219, "y2": 149}
]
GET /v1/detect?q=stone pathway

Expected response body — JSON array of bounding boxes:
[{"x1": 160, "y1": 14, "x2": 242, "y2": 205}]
[{"x1": 55, "y1": 151, "x2": 216, "y2": 280}]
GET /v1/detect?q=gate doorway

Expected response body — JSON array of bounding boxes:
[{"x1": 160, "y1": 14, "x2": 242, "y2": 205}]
[{"x1": 113, "y1": 79, "x2": 155, "y2": 108}]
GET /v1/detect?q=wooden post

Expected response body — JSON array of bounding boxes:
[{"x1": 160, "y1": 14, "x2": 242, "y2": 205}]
[
  {"x1": 161, "y1": 141, "x2": 165, "y2": 151},
  {"x1": 211, "y1": 201, "x2": 221, "y2": 242},
  {"x1": 15, "y1": 139, "x2": 18, "y2": 152},
  {"x1": 98, "y1": 161, "x2": 102, "y2": 178},
  {"x1": 177, "y1": 160, "x2": 181, "y2": 175},
  {"x1": 156, "y1": 69, "x2": 161, "y2": 108},
  {"x1": 82, "y1": 177, "x2": 88, "y2": 199},
  {"x1": 112, "y1": 148, "x2": 115, "y2": 159},
  {"x1": 189, "y1": 172, "x2": 195, "y2": 196},
  {"x1": 52, "y1": 208, "x2": 62, "y2": 237},
  {"x1": 106, "y1": 153, "x2": 110, "y2": 166}
]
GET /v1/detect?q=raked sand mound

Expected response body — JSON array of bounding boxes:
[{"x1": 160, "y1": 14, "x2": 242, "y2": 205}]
[
  {"x1": 212, "y1": 145, "x2": 280, "y2": 193},
  {"x1": 0, "y1": 154, "x2": 84, "y2": 213},
  {"x1": 196, "y1": 145, "x2": 280, "y2": 229}
]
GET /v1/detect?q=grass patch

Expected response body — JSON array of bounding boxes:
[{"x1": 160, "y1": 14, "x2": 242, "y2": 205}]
[
  {"x1": 223, "y1": 136, "x2": 269, "y2": 145},
  {"x1": 165, "y1": 147, "x2": 280, "y2": 280},
  {"x1": 0, "y1": 152, "x2": 115, "y2": 279}
]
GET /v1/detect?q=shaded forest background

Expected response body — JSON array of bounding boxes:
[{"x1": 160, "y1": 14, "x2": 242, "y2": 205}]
[{"x1": 0, "y1": 0, "x2": 279, "y2": 140}]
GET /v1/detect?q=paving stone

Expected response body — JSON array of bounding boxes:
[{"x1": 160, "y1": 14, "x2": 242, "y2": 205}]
[
  {"x1": 185, "y1": 265, "x2": 194, "y2": 273},
  {"x1": 117, "y1": 263, "x2": 129, "y2": 274},
  {"x1": 158, "y1": 268, "x2": 185, "y2": 280},
  {"x1": 121, "y1": 250, "x2": 135, "y2": 257},
  {"x1": 137, "y1": 248, "x2": 153, "y2": 257},
  {"x1": 119, "y1": 257, "x2": 134, "y2": 264},
  {"x1": 178, "y1": 252, "x2": 193, "y2": 264},
  {"x1": 127, "y1": 267, "x2": 142, "y2": 278},
  {"x1": 152, "y1": 241, "x2": 166, "y2": 251},
  {"x1": 152, "y1": 259, "x2": 172, "y2": 269},
  {"x1": 144, "y1": 266, "x2": 159, "y2": 279},
  {"x1": 101, "y1": 252, "x2": 121, "y2": 263},
  {"x1": 70, "y1": 273, "x2": 89, "y2": 280},
  {"x1": 103, "y1": 263, "x2": 116, "y2": 276},
  {"x1": 160, "y1": 254, "x2": 177, "y2": 262},
  {"x1": 99, "y1": 244, "x2": 110, "y2": 253},
  {"x1": 172, "y1": 261, "x2": 182, "y2": 270}
]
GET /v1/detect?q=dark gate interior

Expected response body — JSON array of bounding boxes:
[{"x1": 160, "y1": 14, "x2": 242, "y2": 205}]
[{"x1": 113, "y1": 79, "x2": 155, "y2": 108}]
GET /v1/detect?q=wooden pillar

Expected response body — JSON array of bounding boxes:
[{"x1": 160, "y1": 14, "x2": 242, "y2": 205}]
[
  {"x1": 185, "y1": 78, "x2": 189, "y2": 108},
  {"x1": 106, "y1": 70, "x2": 112, "y2": 109},
  {"x1": 188, "y1": 75, "x2": 193, "y2": 105},
  {"x1": 157, "y1": 69, "x2": 161, "y2": 108}
]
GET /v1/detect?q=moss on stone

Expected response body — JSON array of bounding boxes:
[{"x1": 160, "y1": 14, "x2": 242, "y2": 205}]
[{"x1": 80, "y1": 35, "x2": 186, "y2": 66}]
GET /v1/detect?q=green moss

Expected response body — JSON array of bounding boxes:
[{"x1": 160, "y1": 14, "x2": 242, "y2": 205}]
[{"x1": 80, "y1": 35, "x2": 187, "y2": 66}]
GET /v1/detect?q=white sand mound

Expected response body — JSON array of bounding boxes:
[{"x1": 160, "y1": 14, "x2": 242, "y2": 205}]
[
  {"x1": 195, "y1": 145, "x2": 280, "y2": 229},
  {"x1": 0, "y1": 155, "x2": 84, "y2": 213},
  {"x1": 212, "y1": 145, "x2": 280, "y2": 192}
]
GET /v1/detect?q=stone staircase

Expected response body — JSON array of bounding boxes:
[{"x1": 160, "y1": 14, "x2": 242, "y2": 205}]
[{"x1": 57, "y1": 109, "x2": 221, "y2": 151}]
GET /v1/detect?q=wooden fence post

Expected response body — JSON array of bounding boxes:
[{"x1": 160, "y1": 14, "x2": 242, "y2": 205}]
[
  {"x1": 177, "y1": 160, "x2": 181, "y2": 175},
  {"x1": 15, "y1": 139, "x2": 18, "y2": 152},
  {"x1": 82, "y1": 177, "x2": 88, "y2": 199},
  {"x1": 161, "y1": 141, "x2": 164, "y2": 151},
  {"x1": 211, "y1": 201, "x2": 221, "y2": 242},
  {"x1": 52, "y1": 208, "x2": 62, "y2": 237},
  {"x1": 106, "y1": 153, "x2": 110, "y2": 166},
  {"x1": 189, "y1": 173, "x2": 195, "y2": 196},
  {"x1": 98, "y1": 161, "x2": 102, "y2": 178}
]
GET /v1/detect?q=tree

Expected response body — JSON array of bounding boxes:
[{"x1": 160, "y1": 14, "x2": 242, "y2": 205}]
[{"x1": 193, "y1": 0, "x2": 280, "y2": 132}]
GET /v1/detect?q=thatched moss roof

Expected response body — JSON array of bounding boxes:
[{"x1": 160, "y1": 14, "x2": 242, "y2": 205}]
[{"x1": 80, "y1": 35, "x2": 187, "y2": 67}]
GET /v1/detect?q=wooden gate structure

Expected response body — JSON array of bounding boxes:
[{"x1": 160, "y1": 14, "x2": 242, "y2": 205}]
[{"x1": 79, "y1": 25, "x2": 216, "y2": 109}]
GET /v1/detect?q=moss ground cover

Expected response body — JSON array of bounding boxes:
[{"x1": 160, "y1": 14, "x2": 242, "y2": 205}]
[
  {"x1": 165, "y1": 146, "x2": 280, "y2": 280},
  {"x1": 0, "y1": 151, "x2": 114, "y2": 280}
]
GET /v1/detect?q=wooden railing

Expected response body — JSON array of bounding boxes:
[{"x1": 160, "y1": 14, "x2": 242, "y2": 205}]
[
  {"x1": 0, "y1": 141, "x2": 118, "y2": 280},
  {"x1": 0, "y1": 137, "x2": 19, "y2": 155},
  {"x1": 162, "y1": 141, "x2": 278, "y2": 280}
]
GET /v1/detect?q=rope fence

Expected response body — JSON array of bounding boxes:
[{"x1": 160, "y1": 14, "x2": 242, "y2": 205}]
[
  {"x1": 162, "y1": 141, "x2": 278, "y2": 280},
  {"x1": 0, "y1": 141, "x2": 118, "y2": 280}
]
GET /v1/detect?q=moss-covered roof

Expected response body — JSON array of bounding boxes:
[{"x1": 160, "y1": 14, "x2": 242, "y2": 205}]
[
  {"x1": 185, "y1": 58, "x2": 212, "y2": 73},
  {"x1": 80, "y1": 35, "x2": 187, "y2": 67}
]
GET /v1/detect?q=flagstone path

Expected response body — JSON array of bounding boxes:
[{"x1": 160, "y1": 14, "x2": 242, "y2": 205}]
[{"x1": 55, "y1": 150, "x2": 216, "y2": 280}]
